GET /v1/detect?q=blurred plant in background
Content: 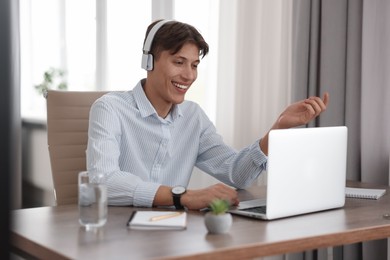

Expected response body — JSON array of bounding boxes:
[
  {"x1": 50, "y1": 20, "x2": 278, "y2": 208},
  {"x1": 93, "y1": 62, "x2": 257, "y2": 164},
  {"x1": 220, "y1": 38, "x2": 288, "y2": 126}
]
[{"x1": 35, "y1": 67, "x2": 68, "y2": 96}]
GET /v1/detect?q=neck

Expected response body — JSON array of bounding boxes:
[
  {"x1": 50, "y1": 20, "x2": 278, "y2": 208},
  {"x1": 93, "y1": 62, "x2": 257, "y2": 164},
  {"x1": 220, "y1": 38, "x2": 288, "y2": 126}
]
[
  {"x1": 158, "y1": 107, "x2": 171, "y2": 119},
  {"x1": 142, "y1": 80, "x2": 172, "y2": 118}
]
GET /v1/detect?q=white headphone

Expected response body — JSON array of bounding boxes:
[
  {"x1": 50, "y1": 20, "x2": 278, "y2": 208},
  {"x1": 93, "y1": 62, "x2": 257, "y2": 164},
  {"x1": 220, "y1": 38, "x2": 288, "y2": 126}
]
[{"x1": 141, "y1": 20, "x2": 173, "y2": 71}]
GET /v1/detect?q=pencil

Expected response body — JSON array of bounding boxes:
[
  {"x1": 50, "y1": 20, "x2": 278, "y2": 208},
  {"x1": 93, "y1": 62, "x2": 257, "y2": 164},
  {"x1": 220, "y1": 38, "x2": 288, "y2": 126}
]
[{"x1": 149, "y1": 212, "x2": 183, "y2": 222}]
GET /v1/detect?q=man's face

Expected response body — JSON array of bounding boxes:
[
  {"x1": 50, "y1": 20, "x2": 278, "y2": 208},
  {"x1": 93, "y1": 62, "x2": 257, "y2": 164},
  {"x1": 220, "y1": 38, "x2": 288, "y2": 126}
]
[{"x1": 146, "y1": 43, "x2": 200, "y2": 110}]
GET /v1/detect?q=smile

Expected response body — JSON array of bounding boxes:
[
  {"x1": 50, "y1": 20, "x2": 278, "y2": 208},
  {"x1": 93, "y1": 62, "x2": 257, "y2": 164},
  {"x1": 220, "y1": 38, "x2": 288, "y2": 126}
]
[{"x1": 173, "y1": 82, "x2": 189, "y2": 90}]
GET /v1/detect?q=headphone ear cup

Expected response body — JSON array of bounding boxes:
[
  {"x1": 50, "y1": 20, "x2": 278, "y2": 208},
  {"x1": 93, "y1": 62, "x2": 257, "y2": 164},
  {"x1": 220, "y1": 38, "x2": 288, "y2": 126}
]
[
  {"x1": 146, "y1": 54, "x2": 154, "y2": 71},
  {"x1": 141, "y1": 53, "x2": 154, "y2": 71}
]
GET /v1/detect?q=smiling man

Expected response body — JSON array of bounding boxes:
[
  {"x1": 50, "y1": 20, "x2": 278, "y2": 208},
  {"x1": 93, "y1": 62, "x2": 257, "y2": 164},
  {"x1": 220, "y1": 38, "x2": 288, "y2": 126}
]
[
  {"x1": 87, "y1": 20, "x2": 329, "y2": 211},
  {"x1": 144, "y1": 42, "x2": 200, "y2": 118}
]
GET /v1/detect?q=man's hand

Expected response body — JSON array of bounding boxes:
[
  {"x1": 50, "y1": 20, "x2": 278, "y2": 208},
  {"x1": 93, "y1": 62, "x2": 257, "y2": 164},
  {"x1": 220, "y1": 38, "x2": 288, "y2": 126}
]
[
  {"x1": 260, "y1": 92, "x2": 329, "y2": 155},
  {"x1": 275, "y1": 92, "x2": 329, "y2": 129},
  {"x1": 181, "y1": 183, "x2": 239, "y2": 210}
]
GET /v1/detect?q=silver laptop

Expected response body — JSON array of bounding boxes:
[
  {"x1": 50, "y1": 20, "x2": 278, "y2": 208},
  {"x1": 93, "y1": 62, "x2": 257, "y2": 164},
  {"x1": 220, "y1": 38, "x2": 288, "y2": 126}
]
[{"x1": 229, "y1": 126, "x2": 348, "y2": 220}]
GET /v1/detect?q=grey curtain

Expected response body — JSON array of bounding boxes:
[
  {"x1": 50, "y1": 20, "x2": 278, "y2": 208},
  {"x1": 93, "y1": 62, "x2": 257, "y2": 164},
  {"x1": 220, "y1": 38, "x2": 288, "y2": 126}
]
[
  {"x1": 292, "y1": 0, "x2": 362, "y2": 181},
  {"x1": 292, "y1": 0, "x2": 390, "y2": 259},
  {"x1": 0, "y1": 0, "x2": 21, "y2": 257},
  {"x1": 360, "y1": 0, "x2": 390, "y2": 259}
]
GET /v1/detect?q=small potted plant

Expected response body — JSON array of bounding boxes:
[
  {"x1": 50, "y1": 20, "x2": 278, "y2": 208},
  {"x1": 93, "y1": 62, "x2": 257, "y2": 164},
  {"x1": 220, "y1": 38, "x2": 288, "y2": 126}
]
[{"x1": 204, "y1": 199, "x2": 233, "y2": 234}]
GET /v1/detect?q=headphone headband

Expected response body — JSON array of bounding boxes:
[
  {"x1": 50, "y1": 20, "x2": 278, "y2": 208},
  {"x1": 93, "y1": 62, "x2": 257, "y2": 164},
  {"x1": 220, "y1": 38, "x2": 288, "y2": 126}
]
[{"x1": 141, "y1": 20, "x2": 173, "y2": 70}]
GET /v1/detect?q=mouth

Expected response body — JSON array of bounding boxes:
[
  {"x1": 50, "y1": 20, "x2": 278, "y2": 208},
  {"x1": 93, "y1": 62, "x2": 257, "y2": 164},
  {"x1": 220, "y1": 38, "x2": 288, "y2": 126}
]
[{"x1": 172, "y1": 82, "x2": 189, "y2": 90}]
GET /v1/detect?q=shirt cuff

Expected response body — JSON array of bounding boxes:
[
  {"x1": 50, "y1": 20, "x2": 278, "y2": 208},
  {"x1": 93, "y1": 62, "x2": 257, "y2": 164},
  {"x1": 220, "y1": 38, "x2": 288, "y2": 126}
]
[
  {"x1": 133, "y1": 182, "x2": 161, "y2": 207},
  {"x1": 250, "y1": 139, "x2": 268, "y2": 170}
]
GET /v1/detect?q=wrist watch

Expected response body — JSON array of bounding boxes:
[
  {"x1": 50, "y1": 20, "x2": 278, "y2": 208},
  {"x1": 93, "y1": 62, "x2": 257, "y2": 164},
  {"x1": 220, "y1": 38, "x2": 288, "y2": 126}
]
[{"x1": 171, "y1": 186, "x2": 186, "y2": 210}]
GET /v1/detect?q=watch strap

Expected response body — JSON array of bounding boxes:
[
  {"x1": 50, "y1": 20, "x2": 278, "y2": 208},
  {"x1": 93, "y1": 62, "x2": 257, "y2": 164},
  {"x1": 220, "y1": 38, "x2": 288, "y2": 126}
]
[{"x1": 173, "y1": 194, "x2": 184, "y2": 210}]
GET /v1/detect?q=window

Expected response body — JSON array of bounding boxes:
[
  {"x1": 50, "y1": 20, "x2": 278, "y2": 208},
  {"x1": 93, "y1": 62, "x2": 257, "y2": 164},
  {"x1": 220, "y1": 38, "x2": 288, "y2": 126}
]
[
  {"x1": 20, "y1": 0, "x2": 100, "y2": 119},
  {"x1": 106, "y1": 1, "x2": 151, "y2": 90},
  {"x1": 174, "y1": 0, "x2": 219, "y2": 122},
  {"x1": 20, "y1": 0, "x2": 217, "y2": 123}
]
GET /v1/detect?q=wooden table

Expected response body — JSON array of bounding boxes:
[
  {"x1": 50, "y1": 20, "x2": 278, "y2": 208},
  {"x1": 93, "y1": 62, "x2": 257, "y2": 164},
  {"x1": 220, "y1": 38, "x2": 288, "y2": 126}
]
[{"x1": 11, "y1": 181, "x2": 390, "y2": 259}]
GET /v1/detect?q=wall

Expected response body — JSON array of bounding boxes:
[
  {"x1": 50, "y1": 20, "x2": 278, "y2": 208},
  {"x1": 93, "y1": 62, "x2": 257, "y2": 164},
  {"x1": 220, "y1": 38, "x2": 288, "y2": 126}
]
[{"x1": 22, "y1": 121, "x2": 55, "y2": 207}]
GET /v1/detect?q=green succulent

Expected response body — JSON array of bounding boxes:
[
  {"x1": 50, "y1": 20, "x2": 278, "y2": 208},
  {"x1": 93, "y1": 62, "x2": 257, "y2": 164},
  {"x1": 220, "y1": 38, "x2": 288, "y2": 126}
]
[{"x1": 209, "y1": 199, "x2": 230, "y2": 215}]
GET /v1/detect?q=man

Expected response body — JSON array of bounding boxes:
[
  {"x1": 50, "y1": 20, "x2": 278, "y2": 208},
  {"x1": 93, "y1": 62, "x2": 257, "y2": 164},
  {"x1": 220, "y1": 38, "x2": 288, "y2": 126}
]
[{"x1": 87, "y1": 20, "x2": 329, "y2": 210}]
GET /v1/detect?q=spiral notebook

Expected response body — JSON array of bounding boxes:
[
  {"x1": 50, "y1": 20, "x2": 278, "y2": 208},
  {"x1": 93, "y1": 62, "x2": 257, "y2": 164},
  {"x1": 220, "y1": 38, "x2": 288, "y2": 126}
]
[{"x1": 345, "y1": 187, "x2": 386, "y2": 200}]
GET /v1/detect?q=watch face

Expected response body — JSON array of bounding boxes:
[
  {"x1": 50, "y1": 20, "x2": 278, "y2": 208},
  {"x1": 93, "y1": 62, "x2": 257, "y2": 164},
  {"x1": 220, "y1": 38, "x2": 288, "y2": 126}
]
[{"x1": 172, "y1": 186, "x2": 186, "y2": 195}]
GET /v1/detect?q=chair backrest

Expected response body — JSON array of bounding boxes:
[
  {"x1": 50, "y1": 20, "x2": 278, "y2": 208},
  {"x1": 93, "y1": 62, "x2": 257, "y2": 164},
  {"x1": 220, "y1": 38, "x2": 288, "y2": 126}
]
[{"x1": 46, "y1": 90, "x2": 109, "y2": 205}]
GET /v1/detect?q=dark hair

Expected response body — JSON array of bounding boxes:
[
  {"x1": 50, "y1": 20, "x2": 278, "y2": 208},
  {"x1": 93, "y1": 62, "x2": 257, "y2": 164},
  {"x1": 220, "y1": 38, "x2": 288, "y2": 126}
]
[{"x1": 143, "y1": 20, "x2": 209, "y2": 60}]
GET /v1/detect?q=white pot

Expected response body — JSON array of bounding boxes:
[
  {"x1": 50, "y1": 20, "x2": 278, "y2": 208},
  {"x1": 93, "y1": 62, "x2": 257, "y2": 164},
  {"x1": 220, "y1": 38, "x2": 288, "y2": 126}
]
[{"x1": 204, "y1": 212, "x2": 232, "y2": 234}]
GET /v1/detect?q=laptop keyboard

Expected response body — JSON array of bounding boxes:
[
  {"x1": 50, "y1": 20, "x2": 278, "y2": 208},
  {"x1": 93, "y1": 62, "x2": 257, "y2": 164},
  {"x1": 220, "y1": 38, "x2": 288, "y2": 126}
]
[{"x1": 242, "y1": 206, "x2": 267, "y2": 214}]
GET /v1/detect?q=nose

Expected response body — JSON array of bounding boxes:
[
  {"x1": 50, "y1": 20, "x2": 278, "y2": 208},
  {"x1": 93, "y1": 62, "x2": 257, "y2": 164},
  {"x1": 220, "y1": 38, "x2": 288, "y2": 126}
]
[{"x1": 182, "y1": 65, "x2": 197, "y2": 82}]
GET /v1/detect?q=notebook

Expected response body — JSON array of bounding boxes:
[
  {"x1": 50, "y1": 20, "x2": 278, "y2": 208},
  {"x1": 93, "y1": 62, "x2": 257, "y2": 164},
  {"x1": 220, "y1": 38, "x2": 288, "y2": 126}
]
[
  {"x1": 345, "y1": 187, "x2": 386, "y2": 200},
  {"x1": 127, "y1": 211, "x2": 187, "y2": 230},
  {"x1": 229, "y1": 126, "x2": 348, "y2": 220}
]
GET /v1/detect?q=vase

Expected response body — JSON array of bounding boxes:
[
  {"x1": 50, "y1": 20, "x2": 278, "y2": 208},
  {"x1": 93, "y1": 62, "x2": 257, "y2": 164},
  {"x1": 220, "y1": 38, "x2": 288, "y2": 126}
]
[{"x1": 204, "y1": 212, "x2": 233, "y2": 234}]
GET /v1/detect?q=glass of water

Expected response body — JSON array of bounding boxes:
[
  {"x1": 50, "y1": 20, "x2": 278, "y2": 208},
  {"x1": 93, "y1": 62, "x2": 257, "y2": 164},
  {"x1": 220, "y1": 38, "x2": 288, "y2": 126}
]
[{"x1": 78, "y1": 171, "x2": 107, "y2": 230}]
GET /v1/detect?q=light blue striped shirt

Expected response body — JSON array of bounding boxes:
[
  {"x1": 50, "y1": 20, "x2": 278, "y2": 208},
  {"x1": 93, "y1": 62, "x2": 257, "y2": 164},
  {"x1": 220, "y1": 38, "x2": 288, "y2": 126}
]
[{"x1": 87, "y1": 80, "x2": 267, "y2": 207}]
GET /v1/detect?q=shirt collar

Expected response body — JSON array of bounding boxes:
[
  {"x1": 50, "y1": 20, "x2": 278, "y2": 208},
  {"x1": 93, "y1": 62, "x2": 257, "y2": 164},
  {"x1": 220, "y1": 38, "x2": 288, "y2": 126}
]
[{"x1": 133, "y1": 79, "x2": 183, "y2": 120}]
